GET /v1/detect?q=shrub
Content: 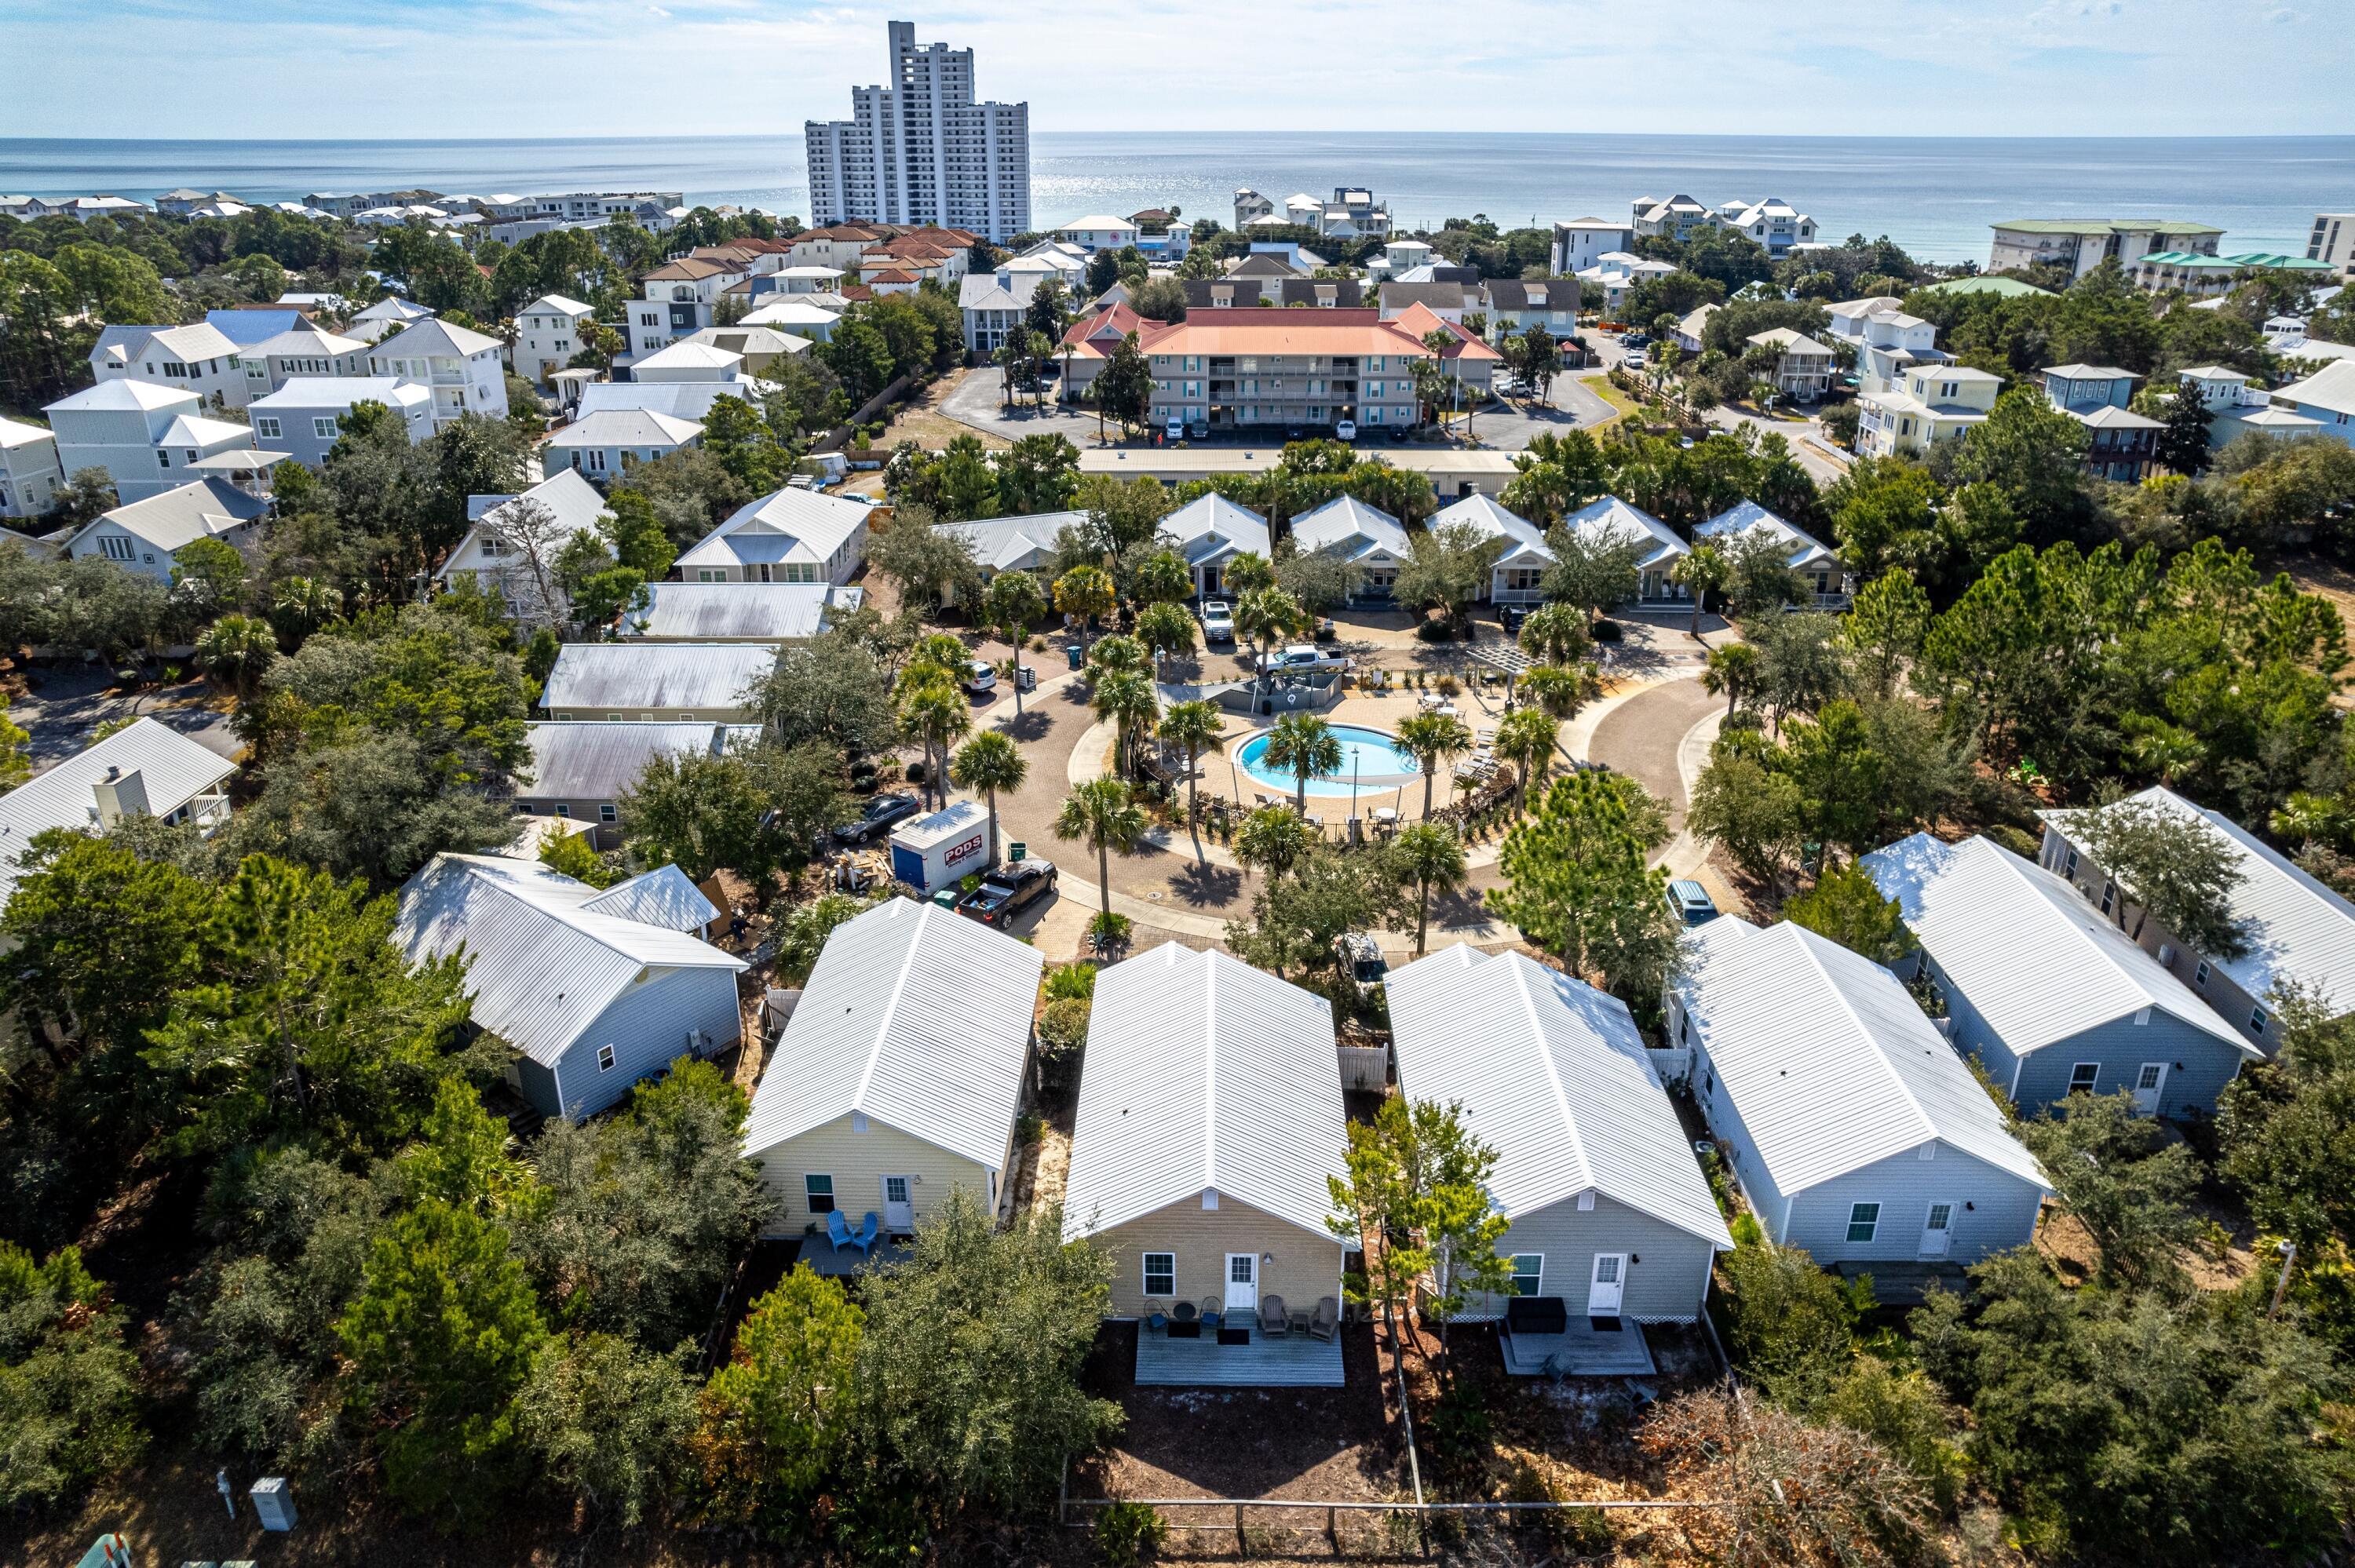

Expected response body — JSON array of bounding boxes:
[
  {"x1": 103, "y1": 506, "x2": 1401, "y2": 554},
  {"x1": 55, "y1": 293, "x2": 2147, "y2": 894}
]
[
  {"x1": 1087, "y1": 910, "x2": 1132, "y2": 944},
  {"x1": 1043, "y1": 961, "x2": 1098, "y2": 1001},
  {"x1": 1434, "y1": 673, "x2": 1462, "y2": 697},
  {"x1": 1415, "y1": 617, "x2": 1454, "y2": 642},
  {"x1": 1036, "y1": 997, "x2": 1090, "y2": 1095},
  {"x1": 905, "y1": 760, "x2": 927, "y2": 785},
  {"x1": 1986, "y1": 823, "x2": 2044, "y2": 860},
  {"x1": 1590, "y1": 618, "x2": 1623, "y2": 642},
  {"x1": 1096, "y1": 1499, "x2": 1168, "y2": 1566},
  {"x1": 1729, "y1": 1211, "x2": 1765, "y2": 1248}
]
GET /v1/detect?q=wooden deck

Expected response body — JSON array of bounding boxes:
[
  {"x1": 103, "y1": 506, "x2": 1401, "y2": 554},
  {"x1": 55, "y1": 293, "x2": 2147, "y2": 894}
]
[
  {"x1": 1499, "y1": 1318, "x2": 1658, "y2": 1377},
  {"x1": 1134, "y1": 1324, "x2": 1346, "y2": 1387},
  {"x1": 790, "y1": 1233, "x2": 912, "y2": 1277}
]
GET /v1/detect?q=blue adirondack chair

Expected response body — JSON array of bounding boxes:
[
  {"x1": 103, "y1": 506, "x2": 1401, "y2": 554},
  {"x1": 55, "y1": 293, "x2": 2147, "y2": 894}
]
[{"x1": 852, "y1": 1211, "x2": 881, "y2": 1254}]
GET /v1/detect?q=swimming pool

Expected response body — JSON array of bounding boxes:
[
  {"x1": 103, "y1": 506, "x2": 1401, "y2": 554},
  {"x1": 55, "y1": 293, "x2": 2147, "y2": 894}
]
[{"x1": 1234, "y1": 725, "x2": 1422, "y2": 798}]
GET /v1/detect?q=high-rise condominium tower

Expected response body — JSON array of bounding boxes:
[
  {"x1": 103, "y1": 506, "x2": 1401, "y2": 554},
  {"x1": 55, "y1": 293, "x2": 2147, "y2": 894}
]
[{"x1": 804, "y1": 21, "x2": 1031, "y2": 244}]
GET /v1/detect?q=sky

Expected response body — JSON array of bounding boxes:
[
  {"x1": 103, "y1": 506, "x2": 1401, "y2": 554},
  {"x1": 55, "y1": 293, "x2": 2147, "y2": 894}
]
[{"x1": 1, "y1": 0, "x2": 2350, "y2": 140}]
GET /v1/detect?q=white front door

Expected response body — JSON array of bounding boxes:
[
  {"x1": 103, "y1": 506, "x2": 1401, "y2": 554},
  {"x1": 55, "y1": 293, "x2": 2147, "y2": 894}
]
[
  {"x1": 1919, "y1": 1202, "x2": 1955, "y2": 1258},
  {"x1": 2131, "y1": 1062, "x2": 2167, "y2": 1115},
  {"x1": 1588, "y1": 1253, "x2": 1626, "y2": 1315},
  {"x1": 1224, "y1": 1253, "x2": 1258, "y2": 1315},
  {"x1": 882, "y1": 1175, "x2": 914, "y2": 1231}
]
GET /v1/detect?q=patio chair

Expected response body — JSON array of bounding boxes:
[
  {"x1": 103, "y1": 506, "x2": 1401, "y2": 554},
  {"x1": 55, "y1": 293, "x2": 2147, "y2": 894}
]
[
  {"x1": 1199, "y1": 1295, "x2": 1225, "y2": 1330},
  {"x1": 1142, "y1": 1300, "x2": 1170, "y2": 1335},
  {"x1": 825, "y1": 1209, "x2": 858, "y2": 1253},
  {"x1": 850, "y1": 1212, "x2": 880, "y2": 1255},
  {"x1": 1309, "y1": 1296, "x2": 1340, "y2": 1341},
  {"x1": 1259, "y1": 1294, "x2": 1288, "y2": 1336}
]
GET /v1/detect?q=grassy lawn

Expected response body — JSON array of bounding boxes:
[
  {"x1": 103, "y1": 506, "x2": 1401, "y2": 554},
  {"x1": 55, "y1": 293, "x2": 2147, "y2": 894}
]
[{"x1": 1575, "y1": 372, "x2": 1642, "y2": 424}]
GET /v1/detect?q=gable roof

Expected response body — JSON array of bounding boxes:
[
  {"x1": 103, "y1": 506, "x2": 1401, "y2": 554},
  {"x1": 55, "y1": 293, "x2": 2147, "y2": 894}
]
[
  {"x1": 248, "y1": 324, "x2": 367, "y2": 359},
  {"x1": 1389, "y1": 303, "x2": 1503, "y2": 362},
  {"x1": 462, "y1": 465, "x2": 608, "y2": 538},
  {"x1": 545, "y1": 408, "x2": 705, "y2": 449},
  {"x1": 1863, "y1": 834, "x2": 2252, "y2": 1059},
  {"x1": 94, "y1": 323, "x2": 239, "y2": 368},
  {"x1": 619, "y1": 582, "x2": 858, "y2": 642},
  {"x1": 542, "y1": 643, "x2": 776, "y2": 713},
  {"x1": 575, "y1": 380, "x2": 771, "y2": 425},
  {"x1": 944, "y1": 509, "x2": 1084, "y2": 573},
  {"x1": 676, "y1": 487, "x2": 877, "y2": 572},
  {"x1": 204, "y1": 308, "x2": 310, "y2": 346},
  {"x1": 77, "y1": 478, "x2": 267, "y2": 556},
  {"x1": 47, "y1": 378, "x2": 199, "y2": 415},
  {"x1": 1063, "y1": 943, "x2": 1347, "y2": 1242},
  {"x1": 1672, "y1": 919, "x2": 2049, "y2": 1194},
  {"x1": 396, "y1": 853, "x2": 745, "y2": 1068},
  {"x1": 2043, "y1": 786, "x2": 2355, "y2": 1015},
  {"x1": 1561, "y1": 495, "x2": 1686, "y2": 569},
  {"x1": 579, "y1": 862, "x2": 721, "y2": 934},
  {"x1": 1695, "y1": 500, "x2": 1837, "y2": 571},
  {"x1": 248, "y1": 376, "x2": 431, "y2": 412},
  {"x1": 522, "y1": 721, "x2": 760, "y2": 801},
  {"x1": 1430, "y1": 492, "x2": 1550, "y2": 564},
  {"x1": 374, "y1": 317, "x2": 502, "y2": 358},
  {"x1": 0, "y1": 718, "x2": 236, "y2": 912},
  {"x1": 0, "y1": 415, "x2": 54, "y2": 451},
  {"x1": 742, "y1": 898, "x2": 1043, "y2": 1170},
  {"x1": 633, "y1": 341, "x2": 743, "y2": 375},
  {"x1": 520, "y1": 294, "x2": 596, "y2": 317},
  {"x1": 1158, "y1": 493, "x2": 1270, "y2": 566},
  {"x1": 2275, "y1": 359, "x2": 2355, "y2": 418},
  {"x1": 1388, "y1": 946, "x2": 1732, "y2": 1248},
  {"x1": 1292, "y1": 494, "x2": 1410, "y2": 560}
]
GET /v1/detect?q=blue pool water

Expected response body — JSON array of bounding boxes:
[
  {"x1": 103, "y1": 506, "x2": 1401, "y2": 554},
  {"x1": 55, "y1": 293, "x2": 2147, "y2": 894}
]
[{"x1": 1235, "y1": 725, "x2": 1422, "y2": 798}]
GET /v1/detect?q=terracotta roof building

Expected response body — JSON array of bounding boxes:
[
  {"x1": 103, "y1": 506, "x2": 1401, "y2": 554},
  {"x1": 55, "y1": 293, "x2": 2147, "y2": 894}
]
[{"x1": 1137, "y1": 307, "x2": 1440, "y2": 435}]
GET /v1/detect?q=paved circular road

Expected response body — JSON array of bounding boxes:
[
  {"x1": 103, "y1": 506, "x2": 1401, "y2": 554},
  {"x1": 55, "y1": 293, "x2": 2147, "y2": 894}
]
[{"x1": 1586, "y1": 676, "x2": 1719, "y2": 833}]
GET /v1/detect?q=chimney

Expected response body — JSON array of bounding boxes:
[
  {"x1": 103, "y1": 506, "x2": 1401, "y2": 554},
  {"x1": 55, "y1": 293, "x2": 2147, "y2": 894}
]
[{"x1": 92, "y1": 767, "x2": 151, "y2": 826}]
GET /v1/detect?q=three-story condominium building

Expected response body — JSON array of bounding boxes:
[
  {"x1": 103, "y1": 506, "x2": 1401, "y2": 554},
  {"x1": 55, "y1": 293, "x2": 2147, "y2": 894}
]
[
  {"x1": 805, "y1": 21, "x2": 1031, "y2": 244},
  {"x1": 1137, "y1": 308, "x2": 1433, "y2": 436},
  {"x1": 1988, "y1": 219, "x2": 2223, "y2": 281}
]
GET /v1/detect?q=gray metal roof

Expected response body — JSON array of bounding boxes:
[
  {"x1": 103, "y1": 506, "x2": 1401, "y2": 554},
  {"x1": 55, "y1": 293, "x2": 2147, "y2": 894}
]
[
  {"x1": 1695, "y1": 500, "x2": 1838, "y2": 571},
  {"x1": 520, "y1": 721, "x2": 758, "y2": 801},
  {"x1": 943, "y1": 511, "x2": 1083, "y2": 573},
  {"x1": 581, "y1": 862, "x2": 721, "y2": 933},
  {"x1": 542, "y1": 644, "x2": 776, "y2": 713},
  {"x1": 1292, "y1": 495, "x2": 1410, "y2": 560},
  {"x1": 0, "y1": 718, "x2": 236, "y2": 910},
  {"x1": 395, "y1": 853, "x2": 745, "y2": 1067},
  {"x1": 741, "y1": 897, "x2": 1044, "y2": 1171},
  {"x1": 1864, "y1": 834, "x2": 2251, "y2": 1059},
  {"x1": 1431, "y1": 493, "x2": 1551, "y2": 566},
  {"x1": 1671, "y1": 918, "x2": 2050, "y2": 1196},
  {"x1": 1561, "y1": 496, "x2": 1686, "y2": 571},
  {"x1": 618, "y1": 582, "x2": 858, "y2": 642},
  {"x1": 1388, "y1": 946, "x2": 1732, "y2": 1248},
  {"x1": 83, "y1": 478, "x2": 267, "y2": 554},
  {"x1": 1062, "y1": 943, "x2": 1348, "y2": 1243},
  {"x1": 675, "y1": 487, "x2": 877, "y2": 574},
  {"x1": 1160, "y1": 493, "x2": 1270, "y2": 566}
]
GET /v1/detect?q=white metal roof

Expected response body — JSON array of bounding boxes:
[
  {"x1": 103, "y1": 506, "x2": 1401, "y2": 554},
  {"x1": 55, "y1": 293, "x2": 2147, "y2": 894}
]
[
  {"x1": 77, "y1": 478, "x2": 267, "y2": 555},
  {"x1": 542, "y1": 643, "x2": 775, "y2": 713},
  {"x1": 893, "y1": 799, "x2": 989, "y2": 852},
  {"x1": 580, "y1": 862, "x2": 720, "y2": 933},
  {"x1": 618, "y1": 582, "x2": 856, "y2": 642},
  {"x1": 1864, "y1": 834, "x2": 2252, "y2": 1059},
  {"x1": 372, "y1": 317, "x2": 502, "y2": 359},
  {"x1": 676, "y1": 486, "x2": 876, "y2": 572},
  {"x1": 545, "y1": 408, "x2": 704, "y2": 448},
  {"x1": 0, "y1": 415, "x2": 54, "y2": 450},
  {"x1": 633, "y1": 341, "x2": 743, "y2": 375},
  {"x1": 1291, "y1": 495, "x2": 1410, "y2": 562},
  {"x1": 459, "y1": 466, "x2": 610, "y2": 547},
  {"x1": 943, "y1": 509, "x2": 1083, "y2": 573},
  {"x1": 0, "y1": 718, "x2": 236, "y2": 911},
  {"x1": 1159, "y1": 492, "x2": 1272, "y2": 567},
  {"x1": 2043, "y1": 786, "x2": 2355, "y2": 1014},
  {"x1": 1695, "y1": 500, "x2": 1838, "y2": 571},
  {"x1": 1387, "y1": 946, "x2": 1732, "y2": 1248},
  {"x1": 741, "y1": 897, "x2": 1043, "y2": 1171},
  {"x1": 46, "y1": 378, "x2": 197, "y2": 414},
  {"x1": 396, "y1": 854, "x2": 745, "y2": 1067},
  {"x1": 1062, "y1": 943, "x2": 1348, "y2": 1243},
  {"x1": 522, "y1": 721, "x2": 759, "y2": 800},
  {"x1": 520, "y1": 294, "x2": 595, "y2": 317},
  {"x1": 1671, "y1": 918, "x2": 2049, "y2": 1196},
  {"x1": 1431, "y1": 493, "x2": 1553, "y2": 567},
  {"x1": 250, "y1": 376, "x2": 431, "y2": 412},
  {"x1": 1561, "y1": 495, "x2": 1687, "y2": 570}
]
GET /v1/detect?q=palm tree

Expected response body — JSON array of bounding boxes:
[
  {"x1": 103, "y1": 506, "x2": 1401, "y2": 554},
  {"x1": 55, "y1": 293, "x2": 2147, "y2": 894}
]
[
  {"x1": 1263, "y1": 713, "x2": 1343, "y2": 813},
  {"x1": 1522, "y1": 663, "x2": 1603, "y2": 722},
  {"x1": 1517, "y1": 602, "x2": 1590, "y2": 665},
  {"x1": 2121, "y1": 717, "x2": 2204, "y2": 788},
  {"x1": 1673, "y1": 541, "x2": 1730, "y2": 637},
  {"x1": 1394, "y1": 710, "x2": 1474, "y2": 819},
  {"x1": 897, "y1": 677, "x2": 970, "y2": 808},
  {"x1": 194, "y1": 614, "x2": 278, "y2": 698},
  {"x1": 1234, "y1": 585, "x2": 1308, "y2": 694},
  {"x1": 1091, "y1": 667, "x2": 1158, "y2": 778},
  {"x1": 1224, "y1": 552, "x2": 1278, "y2": 596},
  {"x1": 1135, "y1": 600, "x2": 1197, "y2": 680},
  {"x1": 1701, "y1": 642, "x2": 1758, "y2": 718},
  {"x1": 270, "y1": 576, "x2": 343, "y2": 647},
  {"x1": 1134, "y1": 549, "x2": 1192, "y2": 606},
  {"x1": 1085, "y1": 633, "x2": 1148, "y2": 679},
  {"x1": 1234, "y1": 804, "x2": 1315, "y2": 883},
  {"x1": 1053, "y1": 777, "x2": 1148, "y2": 935},
  {"x1": 982, "y1": 568, "x2": 1049, "y2": 716},
  {"x1": 950, "y1": 730, "x2": 1028, "y2": 866},
  {"x1": 1495, "y1": 706, "x2": 1561, "y2": 813},
  {"x1": 1054, "y1": 564, "x2": 1116, "y2": 647},
  {"x1": 1157, "y1": 699, "x2": 1225, "y2": 851},
  {"x1": 1393, "y1": 822, "x2": 1468, "y2": 955}
]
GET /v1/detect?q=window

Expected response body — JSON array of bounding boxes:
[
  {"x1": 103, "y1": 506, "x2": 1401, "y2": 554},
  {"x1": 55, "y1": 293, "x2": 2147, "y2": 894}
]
[
  {"x1": 255, "y1": 417, "x2": 281, "y2": 439},
  {"x1": 99, "y1": 535, "x2": 134, "y2": 562},
  {"x1": 2064, "y1": 848, "x2": 2079, "y2": 880},
  {"x1": 2099, "y1": 881, "x2": 2116, "y2": 917},
  {"x1": 2194, "y1": 960, "x2": 2210, "y2": 988},
  {"x1": 1510, "y1": 1255, "x2": 1544, "y2": 1296},
  {"x1": 1846, "y1": 1203, "x2": 1881, "y2": 1243},
  {"x1": 157, "y1": 450, "x2": 170, "y2": 469},
  {"x1": 553, "y1": 804, "x2": 571, "y2": 818},
  {"x1": 805, "y1": 1174, "x2": 836, "y2": 1214},
  {"x1": 312, "y1": 417, "x2": 338, "y2": 439},
  {"x1": 2251, "y1": 1005, "x2": 2270, "y2": 1036},
  {"x1": 597, "y1": 1044, "x2": 616, "y2": 1072},
  {"x1": 2137, "y1": 1063, "x2": 2164, "y2": 1092},
  {"x1": 1142, "y1": 1253, "x2": 1175, "y2": 1297},
  {"x1": 599, "y1": 803, "x2": 618, "y2": 823},
  {"x1": 2069, "y1": 1062, "x2": 2100, "y2": 1093}
]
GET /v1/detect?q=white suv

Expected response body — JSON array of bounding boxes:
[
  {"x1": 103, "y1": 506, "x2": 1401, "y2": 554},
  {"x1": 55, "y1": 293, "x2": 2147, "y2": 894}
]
[{"x1": 1199, "y1": 600, "x2": 1235, "y2": 642}]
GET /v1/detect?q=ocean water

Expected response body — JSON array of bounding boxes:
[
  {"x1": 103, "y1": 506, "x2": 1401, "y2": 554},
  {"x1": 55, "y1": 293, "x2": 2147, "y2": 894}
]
[{"x1": 3, "y1": 133, "x2": 2350, "y2": 264}]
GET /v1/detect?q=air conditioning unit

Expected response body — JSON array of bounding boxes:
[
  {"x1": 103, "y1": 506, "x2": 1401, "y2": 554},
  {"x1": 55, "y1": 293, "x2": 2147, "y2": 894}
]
[{"x1": 2158, "y1": 944, "x2": 2175, "y2": 966}]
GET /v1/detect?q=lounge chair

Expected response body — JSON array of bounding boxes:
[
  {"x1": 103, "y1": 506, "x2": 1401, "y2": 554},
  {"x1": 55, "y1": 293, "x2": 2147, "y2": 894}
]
[
  {"x1": 825, "y1": 1209, "x2": 858, "y2": 1253},
  {"x1": 851, "y1": 1211, "x2": 880, "y2": 1255},
  {"x1": 1259, "y1": 1294, "x2": 1288, "y2": 1336},
  {"x1": 1309, "y1": 1296, "x2": 1340, "y2": 1341}
]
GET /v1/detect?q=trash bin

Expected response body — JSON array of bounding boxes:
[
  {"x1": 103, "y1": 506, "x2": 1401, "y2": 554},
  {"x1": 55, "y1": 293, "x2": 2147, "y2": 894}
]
[
  {"x1": 1065, "y1": 644, "x2": 1084, "y2": 671},
  {"x1": 932, "y1": 887, "x2": 960, "y2": 909},
  {"x1": 1008, "y1": 841, "x2": 1027, "y2": 862},
  {"x1": 1015, "y1": 664, "x2": 1037, "y2": 691}
]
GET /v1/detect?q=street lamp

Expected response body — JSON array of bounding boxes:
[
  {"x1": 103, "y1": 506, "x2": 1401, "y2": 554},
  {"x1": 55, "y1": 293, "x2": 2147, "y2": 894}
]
[{"x1": 2269, "y1": 1238, "x2": 2298, "y2": 1319}]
